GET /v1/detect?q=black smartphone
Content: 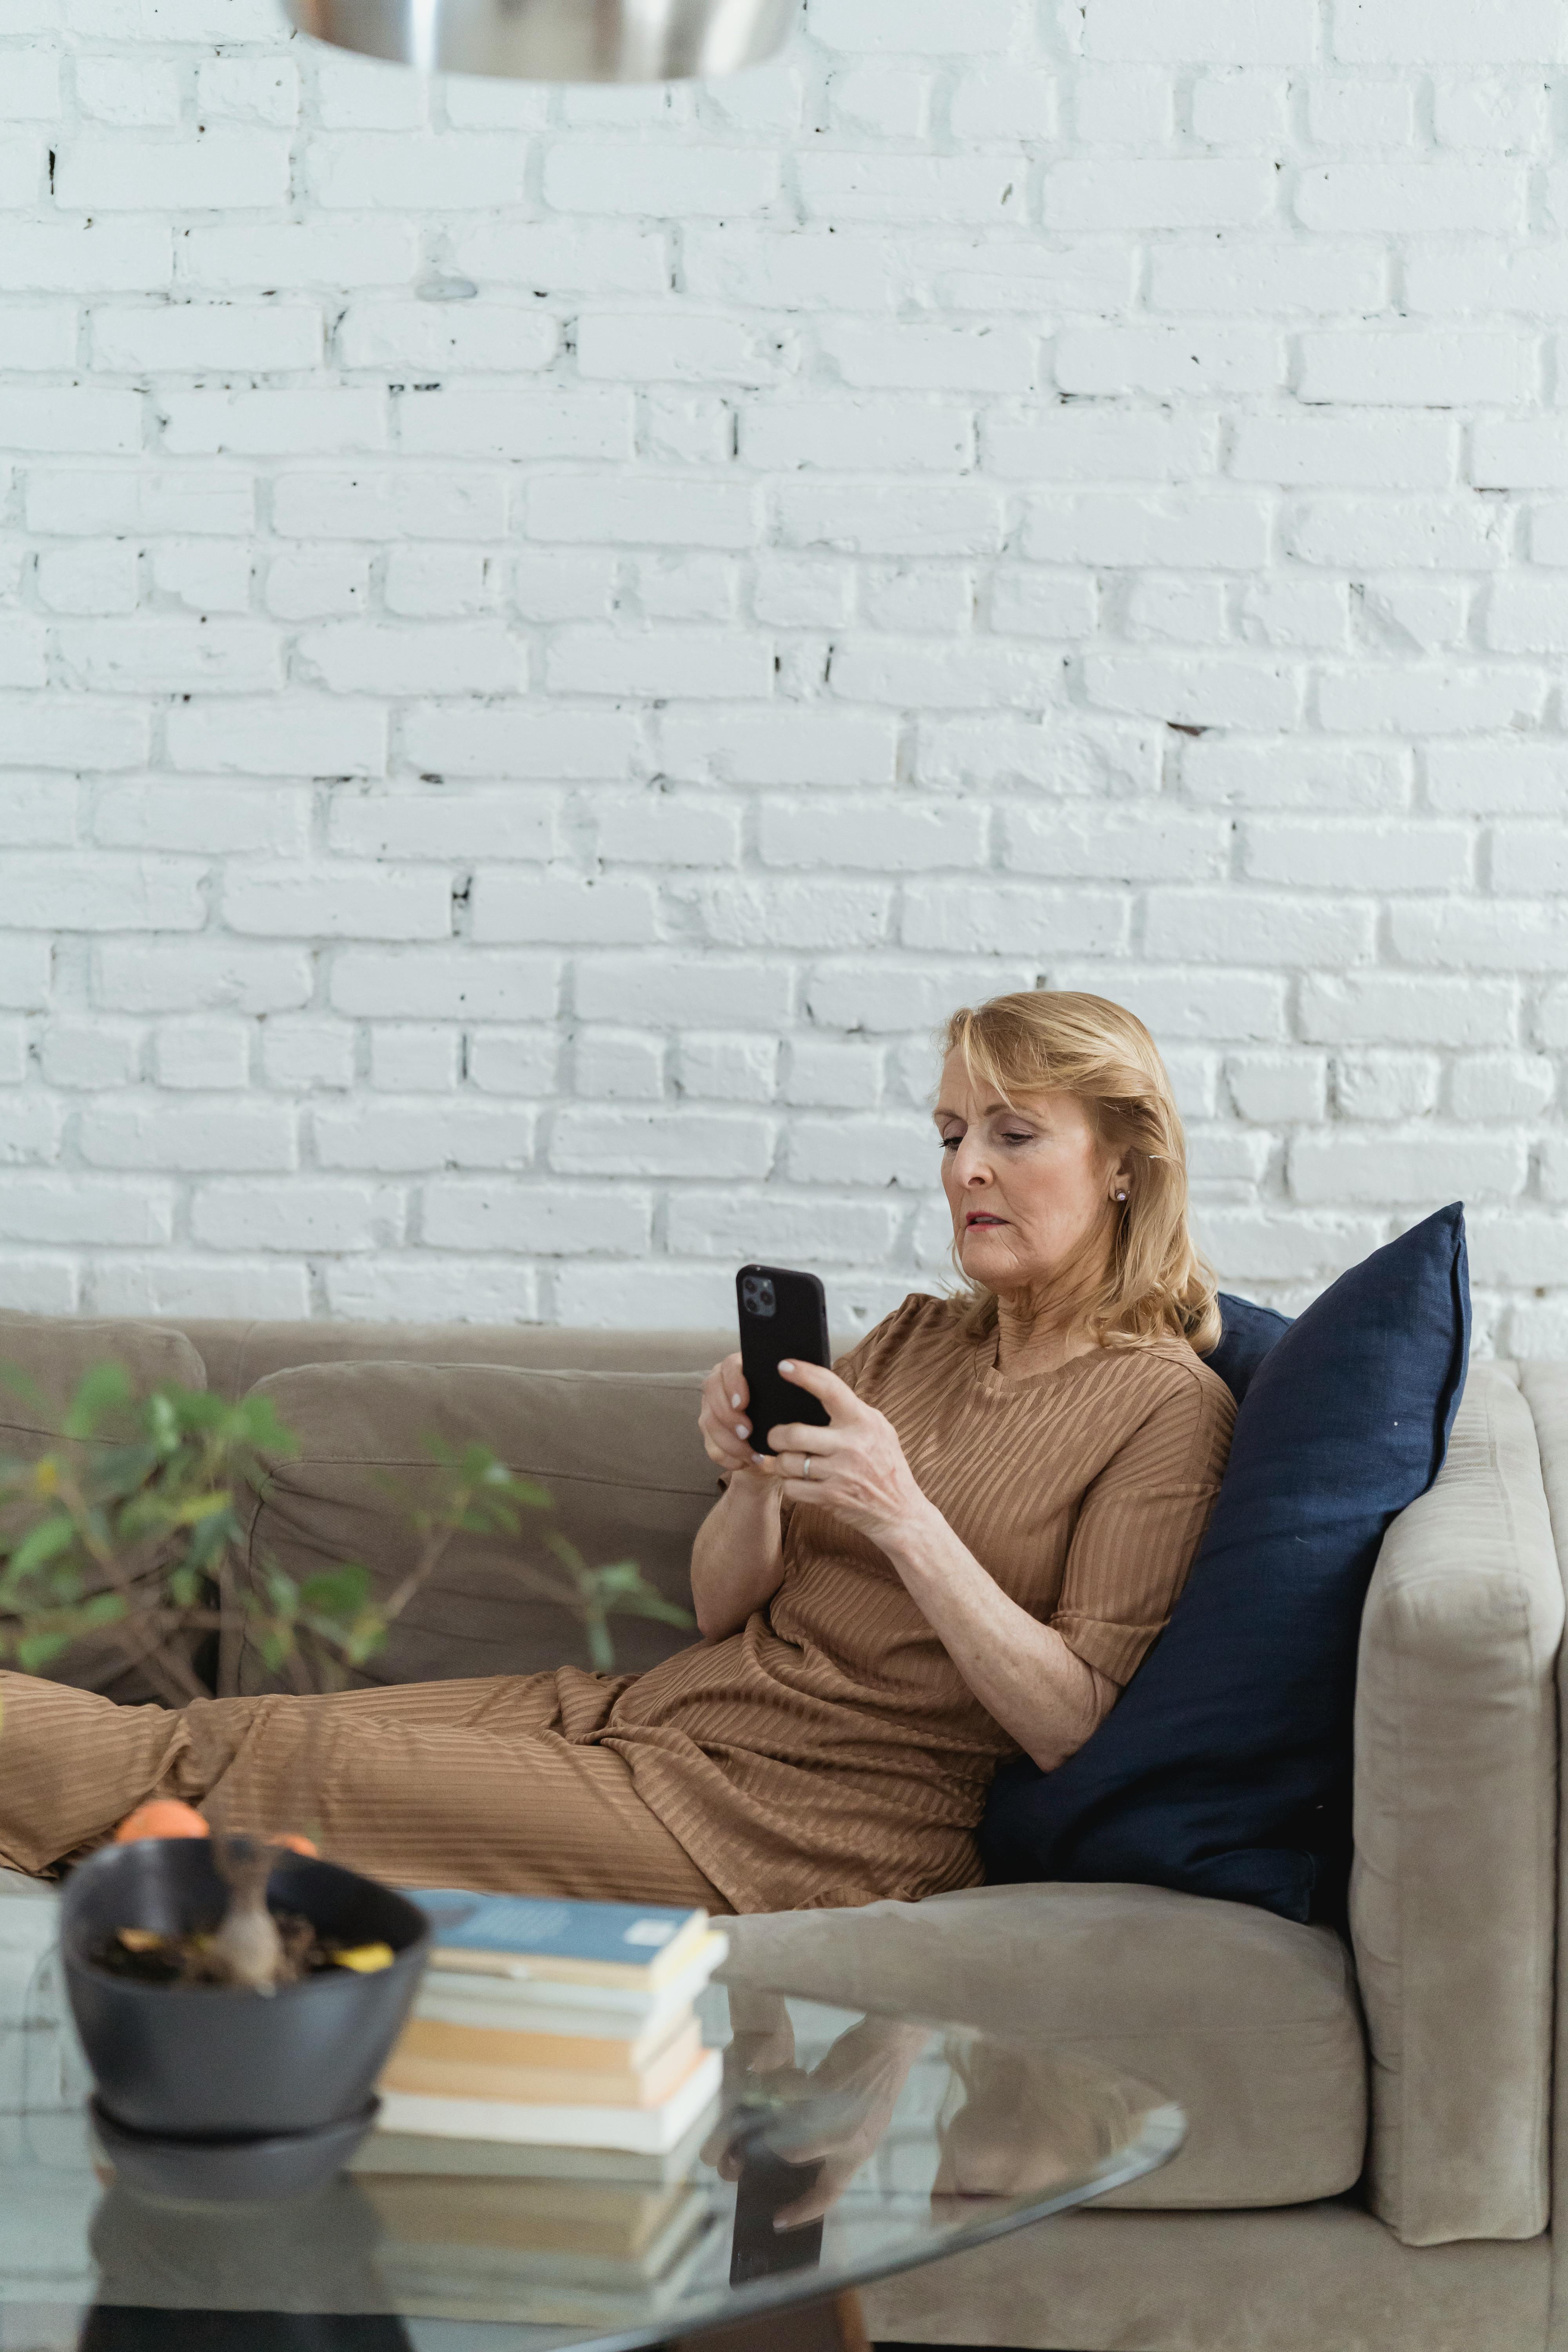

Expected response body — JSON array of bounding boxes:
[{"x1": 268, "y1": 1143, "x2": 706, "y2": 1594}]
[
  {"x1": 728, "y1": 2144, "x2": 826, "y2": 2286},
  {"x1": 736, "y1": 1265, "x2": 831, "y2": 1456}
]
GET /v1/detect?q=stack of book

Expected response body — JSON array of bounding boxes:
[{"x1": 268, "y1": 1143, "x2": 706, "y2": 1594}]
[
  {"x1": 376, "y1": 1891, "x2": 728, "y2": 2157},
  {"x1": 355, "y1": 2163, "x2": 715, "y2": 2325},
  {"x1": 361, "y1": 1893, "x2": 728, "y2": 2324}
]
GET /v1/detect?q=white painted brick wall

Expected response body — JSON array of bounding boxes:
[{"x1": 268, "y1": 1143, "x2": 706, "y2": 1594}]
[{"x1": 0, "y1": 0, "x2": 1566, "y2": 1348}]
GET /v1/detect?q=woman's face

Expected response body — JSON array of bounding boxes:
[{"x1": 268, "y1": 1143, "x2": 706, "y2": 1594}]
[{"x1": 933, "y1": 1050, "x2": 1123, "y2": 1306}]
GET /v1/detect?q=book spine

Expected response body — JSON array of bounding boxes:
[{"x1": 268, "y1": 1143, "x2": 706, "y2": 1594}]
[
  {"x1": 400, "y1": 2012, "x2": 694, "y2": 2076},
  {"x1": 414, "y1": 2002, "x2": 665, "y2": 2044},
  {"x1": 430, "y1": 1952, "x2": 653, "y2": 1990},
  {"x1": 417, "y1": 1932, "x2": 726, "y2": 2019},
  {"x1": 376, "y1": 2051, "x2": 722, "y2": 2155},
  {"x1": 428, "y1": 1915, "x2": 712, "y2": 1992},
  {"x1": 381, "y1": 2040, "x2": 691, "y2": 2110}
]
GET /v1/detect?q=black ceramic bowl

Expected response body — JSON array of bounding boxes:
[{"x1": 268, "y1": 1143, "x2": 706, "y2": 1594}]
[
  {"x1": 62, "y1": 1839, "x2": 430, "y2": 2138},
  {"x1": 90, "y1": 2096, "x2": 381, "y2": 2204},
  {"x1": 88, "y1": 2168, "x2": 388, "y2": 2316}
]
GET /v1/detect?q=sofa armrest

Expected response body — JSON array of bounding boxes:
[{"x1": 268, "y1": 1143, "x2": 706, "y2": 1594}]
[
  {"x1": 1352, "y1": 1361, "x2": 1563, "y2": 2246},
  {"x1": 1514, "y1": 1365, "x2": 1568, "y2": 2304}
]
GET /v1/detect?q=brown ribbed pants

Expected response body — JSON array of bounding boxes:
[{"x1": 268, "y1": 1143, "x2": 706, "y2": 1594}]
[{"x1": 0, "y1": 1669, "x2": 728, "y2": 1910}]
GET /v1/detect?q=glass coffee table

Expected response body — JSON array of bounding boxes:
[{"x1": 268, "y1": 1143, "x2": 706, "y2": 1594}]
[{"x1": 0, "y1": 1936, "x2": 1182, "y2": 2352}]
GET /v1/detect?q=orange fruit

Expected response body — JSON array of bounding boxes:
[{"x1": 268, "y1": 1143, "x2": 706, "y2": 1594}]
[
  {"x1": 269, "y1": 1833, "x2": 319, "y2": 1857},
  {"x1": 114, "y1": 1800, "x2": 210, "y2": 1844}
]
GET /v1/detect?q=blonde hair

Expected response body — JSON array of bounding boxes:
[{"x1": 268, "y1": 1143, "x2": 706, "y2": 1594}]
[{"x1": 940, "y1": 990, "x2": 1221, "y2": 1356}]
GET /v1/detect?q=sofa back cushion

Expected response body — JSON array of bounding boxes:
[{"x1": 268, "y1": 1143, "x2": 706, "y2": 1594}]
[
  {"x1": 979, "y1": 1203, "x2": 1472, "y2": 1924},
  {"x1": 0, "y1": 1311, "x2": 205, "y2": 1428},
  {"x1": 178, "y1": 1321, "x2": 731, "y2": 1406},
  {"x1": 1352, "y1": 1360, "x2": 1562, "y2": 2246},
  {"x1": 1204, "y1": 1291, "x2": 1292, "y2": 1406},
  {"x1": 240, "y1": 1361, "x2": 713, "y2": 1690},
  {"x1": 0, "y1": 1312, "x2": 208, "y2": 1702}
]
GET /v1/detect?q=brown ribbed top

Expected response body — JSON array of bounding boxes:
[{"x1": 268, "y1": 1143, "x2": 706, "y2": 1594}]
[{"x1": 572, "y1": 1293, "x2": 1235, "y2": 1914}]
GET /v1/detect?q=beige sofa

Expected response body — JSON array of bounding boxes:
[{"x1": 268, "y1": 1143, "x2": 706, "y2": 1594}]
[{"x1": 1, "y1": 1307, "x2": 1564, "y2": 2352}]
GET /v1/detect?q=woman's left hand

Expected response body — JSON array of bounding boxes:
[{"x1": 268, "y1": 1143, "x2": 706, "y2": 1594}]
[
  {"x1": 756, "y1": 2016, "x2": 932, "y2": 2228},
  {"x1": 756, "y1": 1361, "x2": 932, "y2": 1546}
]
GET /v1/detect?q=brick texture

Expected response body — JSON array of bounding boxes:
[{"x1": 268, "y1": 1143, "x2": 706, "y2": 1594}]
[{"x1": 0, "y1": 3, "x2": 1563, "y2": 1351}]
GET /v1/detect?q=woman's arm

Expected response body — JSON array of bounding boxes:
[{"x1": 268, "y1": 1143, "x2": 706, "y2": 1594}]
[
  {"x1": 690, "y1": 1474, "x2": 785, "y2": 1641},
  {"x1": 755, "y1": 1360, "x2": 1112, "y2": 1767},
  {"x1": 762, "y1": 1359, "x2": 1230, "y2": 1771},
  {"x1": 878, "y1": 1514, "x2": 1116, "y2": 1769},
  {"x1": 691, "y1": 1350, "x2": 787, "y2": 1641}
]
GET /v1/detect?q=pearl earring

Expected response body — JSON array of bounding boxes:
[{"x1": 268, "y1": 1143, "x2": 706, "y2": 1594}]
[{"x1": 1116, "y1": 1191, "x2": 1127, "y2": 1202}]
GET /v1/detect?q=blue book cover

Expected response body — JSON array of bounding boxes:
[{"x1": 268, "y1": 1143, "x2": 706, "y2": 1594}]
[{"x1": 407, "y1": 1889, "x2": 704, "y2": 1970}]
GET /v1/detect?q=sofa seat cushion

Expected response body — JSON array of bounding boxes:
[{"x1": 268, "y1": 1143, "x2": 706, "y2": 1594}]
[
  {"x1": 863, "y1": 2201, "x2": 1551, "y2": 2352},
  {"x1": 240, "y1": 1359, "x2": 712, "y2": 1690},
  {"x1": 723, "y1": 1880, "x2": 1366, "y2": 2210}
]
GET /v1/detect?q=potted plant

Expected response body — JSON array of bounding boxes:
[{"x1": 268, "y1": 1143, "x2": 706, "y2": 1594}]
[{"x1": 0, "y1": 1361, "x2": 691, "y2": 2193}]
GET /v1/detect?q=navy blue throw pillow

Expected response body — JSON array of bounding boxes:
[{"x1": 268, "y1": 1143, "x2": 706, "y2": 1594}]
[
  {"x1": 1206, "y1": 1291, "x2": 1294, "y2": 1406},
  {"x1": 979, "y1": 1205, "x2": 1471, "y2": 1926}
]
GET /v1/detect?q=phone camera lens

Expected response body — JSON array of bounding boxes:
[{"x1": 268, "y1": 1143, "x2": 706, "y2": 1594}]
[{"x1": 742, "y1": 1276, "x2": 776, "y2": 1317}]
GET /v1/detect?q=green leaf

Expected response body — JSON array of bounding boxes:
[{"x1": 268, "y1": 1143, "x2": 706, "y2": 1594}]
[
  {"x1": 543, "y1": 1530, "x2": 588, "y2": 1577},
  {"x1": 585, "y1": 1559, "x2": 647, "y2": 1597},
  {"x1": 0, "y1": 1549, "x2": 87, "y2": 1609},
  {"x1": 167, "y1": 1489, "x2": 232, "y2": 1527},
  {"x1": 299, "y1": 1563, "x2": 372, "y2": 1621},
  {"x1": 320, "y1": 1612, "x2": 388, "y2": 1668},
  {"x1": 261, "y1": 1562, "x2": 299, "y2": 1612},
  {"x1": 0, "y1": 1558, "x2": 55, "y2": 1610},
  {"x1": 614, "y1": 1592, "x2": 697, "y2": 1630},
  {"x1": 76, "y1": 1593, "x2": 127, "y2": 1630},
  {"x1": 150, "y1": 1382, "x2": 225, "y2": 1434},
  {"x1": 453, "y1": 1499, "x2": 521, "y2": 1539},
  {"x1": 577, "y1": 1558, "x2": 693, "y2": 1631},
  {"x1": 16, "y1": 1630, "x2": 75, "y2": 1673},
  {"x1": 92, "y1": 1441, "x2": 165, "y2": 1498},
  {"x1": 165, "y1": 1385, "x2": 225, "y2": 1429},
  {"x1": 474, "y1": 1458, "x2": 551, "y2": 1512},
  {"x1": 231, "y1": 1391, "x2": 301, "y2": 1460},
  {"x1": 62, "y1": 1363, "x2": 132, "y2": 1441},
  {"x1": 145, "y1": 1390, "x2": 181, "y2": 1455},
  {"x1": 7, "y1": 1515, "x2": 77, "y2": 1578},
  {"x1": 182, "y1": 1510, "x2": 239, "y2": 1575}
]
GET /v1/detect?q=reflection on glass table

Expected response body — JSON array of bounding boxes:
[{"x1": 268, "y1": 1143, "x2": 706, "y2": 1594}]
[{"x1": 0, "y1": 1950, "x2": 1182, "y2": 2352}]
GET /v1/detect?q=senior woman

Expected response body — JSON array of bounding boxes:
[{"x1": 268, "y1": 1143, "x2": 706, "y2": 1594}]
[{"x1": 0, "y1": 991, "x2": 1234, "y2": 1911}]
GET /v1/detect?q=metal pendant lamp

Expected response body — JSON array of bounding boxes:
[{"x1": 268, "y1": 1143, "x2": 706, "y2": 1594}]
[{"x1": 281, "y1": 0, "x2": 797, "y2": 80}]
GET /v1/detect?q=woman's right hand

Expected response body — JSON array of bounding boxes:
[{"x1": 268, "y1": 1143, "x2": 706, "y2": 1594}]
[
  {"x1": 693, "y1": 1354, "x2": 787, "y2": 1636},
  {"x1": 699, "y1": 1352, "x2": 760, "y2": 1476}
]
